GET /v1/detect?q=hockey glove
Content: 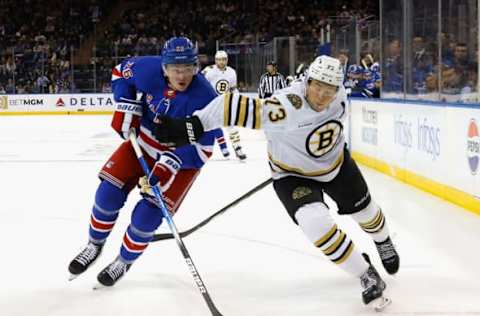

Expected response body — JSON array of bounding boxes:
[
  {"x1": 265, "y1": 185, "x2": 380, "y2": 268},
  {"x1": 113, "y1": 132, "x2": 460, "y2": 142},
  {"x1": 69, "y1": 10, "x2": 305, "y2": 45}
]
[
  {"x1": 153, "y1": 116, "x2": 205, "y2": 147},
  {"x1": 148, "y1": 151, "x2": 182, "y2": 192}
]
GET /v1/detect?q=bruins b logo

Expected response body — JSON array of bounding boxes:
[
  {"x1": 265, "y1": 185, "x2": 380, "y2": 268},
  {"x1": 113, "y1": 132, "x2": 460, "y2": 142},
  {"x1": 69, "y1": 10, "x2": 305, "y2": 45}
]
[
  {"x1": 306, "y1": 120, "x2": 343, "y2": 157},
  {"x1": 215, "y1": 79, "x2": 230, "y2": 94}
]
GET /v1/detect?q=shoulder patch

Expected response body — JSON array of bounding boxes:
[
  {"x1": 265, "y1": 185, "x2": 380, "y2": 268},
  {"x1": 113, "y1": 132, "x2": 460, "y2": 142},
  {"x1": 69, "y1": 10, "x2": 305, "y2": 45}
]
[
  {"x1": 122, "y1": 61, "x2": 134, "y2": 79},
  {"x1": 286, "y1": 93, "x2": 302, "y2": 109}
]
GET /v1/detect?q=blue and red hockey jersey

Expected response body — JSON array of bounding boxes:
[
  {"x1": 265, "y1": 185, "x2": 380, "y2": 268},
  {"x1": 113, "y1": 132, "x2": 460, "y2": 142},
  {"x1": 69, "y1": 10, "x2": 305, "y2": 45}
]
[{"x1": 110, "y1": 56, "x2": 218, "y2": 169}]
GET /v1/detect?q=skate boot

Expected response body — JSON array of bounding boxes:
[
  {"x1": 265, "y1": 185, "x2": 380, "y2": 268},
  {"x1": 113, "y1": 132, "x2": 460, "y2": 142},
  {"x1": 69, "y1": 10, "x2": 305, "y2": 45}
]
[
  {"x1": 68, "y1": 242, "x2": 103, "y2": 280},
  {"x1": 375, "y1": 237, "x2": 400, "y2": 274},
  {"x1": 234, "y1": 146, "x2": 247, "y2": 160},
  {"x1": 360, "y1": 254, "x2": 391, "y2": 311},
  {"x1": 96, "y1": 257, "x2": 131, "y2": 287},
  {"x1": 221, "y1": 148, "x2": 230, "y2": 158}
]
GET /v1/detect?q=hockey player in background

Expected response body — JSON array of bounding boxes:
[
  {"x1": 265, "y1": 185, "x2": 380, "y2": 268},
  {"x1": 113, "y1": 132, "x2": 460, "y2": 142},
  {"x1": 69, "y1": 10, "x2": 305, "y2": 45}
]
[
  {"x1": 202, "y1": 50, "x2": 247, "y2": 160},
  {"x1": 68, "y1": 37, "x2": 221, "y2": 287},
  {"x1": 153, "y1": 55, "x2": 399, "y2": 310}
]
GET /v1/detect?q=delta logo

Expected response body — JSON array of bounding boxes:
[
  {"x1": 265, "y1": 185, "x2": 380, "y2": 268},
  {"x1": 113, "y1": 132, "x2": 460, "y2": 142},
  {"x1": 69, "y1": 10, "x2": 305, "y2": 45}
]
[
  {"x1": 467, "y1": 119, "x2": 480, "y2": 175},
  {"x1": 56, "y1": 98, "x2": 65, "y2": 107}
]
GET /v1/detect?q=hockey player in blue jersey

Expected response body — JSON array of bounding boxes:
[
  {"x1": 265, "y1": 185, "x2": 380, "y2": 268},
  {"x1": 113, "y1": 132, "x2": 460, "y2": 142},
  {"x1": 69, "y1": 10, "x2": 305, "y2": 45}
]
[
  {"x1": 68, "y1": 37, "x2": 221, "y2": 286},
  {"x1": 363, "y1": 67, "x2": 381, "y2": 98},
  {"x1": 346, "y1": 65, "x2": 381, "y2": 98},
  {"x1": 345, "y1": 64, "x2": 365, "y2": 97}
]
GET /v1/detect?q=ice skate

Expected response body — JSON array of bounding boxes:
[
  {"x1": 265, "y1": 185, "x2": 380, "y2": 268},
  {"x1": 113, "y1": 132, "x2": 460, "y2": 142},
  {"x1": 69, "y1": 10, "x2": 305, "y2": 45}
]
[
  {"x1": 360, "y1": 254, "x2": 391, "y2": 311},
  {"x1": 221, "y1": 148, "x2": 230, "y2": 158},
  {"x1": 68, "y1": 242, "x2": 103, "y2": 281},
  {"x1": 375, "y1": 236, "x2": 400, "y2": 274},
  {"x1": 95, "y1": 257, "x2": 131, "y2": 288},
  {"x1": 233, "y1": 146, "x2": 247, "y2": 161}
]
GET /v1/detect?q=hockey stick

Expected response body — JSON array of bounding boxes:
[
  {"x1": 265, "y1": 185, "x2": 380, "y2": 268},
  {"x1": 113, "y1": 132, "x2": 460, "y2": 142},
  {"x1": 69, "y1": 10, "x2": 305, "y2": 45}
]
[
  {"x1": 152, "y1": 177, "x2": 273, "y2": 242},
  {"x1": 129, "y1": 129, "x2": 223, "y2": 316}
]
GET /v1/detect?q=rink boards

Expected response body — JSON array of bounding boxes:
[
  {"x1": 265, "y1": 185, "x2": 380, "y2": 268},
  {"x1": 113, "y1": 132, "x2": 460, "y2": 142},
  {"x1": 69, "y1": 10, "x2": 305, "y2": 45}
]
[
  {"x1": 1, "y1": 92, "x2": 480, "y2": 215},
  {"x1": 0, "y1": 93, "x2": 114, "y2": 115},
  {"x1": 350, "y1": 98, "x2": 480, "y2": 215}
]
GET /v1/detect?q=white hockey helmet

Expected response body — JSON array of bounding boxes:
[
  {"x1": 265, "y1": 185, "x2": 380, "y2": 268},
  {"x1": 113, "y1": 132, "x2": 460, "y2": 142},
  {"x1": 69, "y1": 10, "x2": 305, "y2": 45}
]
[
  {"x1": 306, "y1": 55, "x2": 344, "y2": 87},
  {"x1": 215, "y1": 50, "x2": 228, "y2": 60}
]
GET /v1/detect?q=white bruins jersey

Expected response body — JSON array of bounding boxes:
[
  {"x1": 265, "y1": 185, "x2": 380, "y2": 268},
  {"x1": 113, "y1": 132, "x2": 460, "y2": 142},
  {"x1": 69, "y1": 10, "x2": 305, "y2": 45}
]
[
  {"x1": 202, "y1": 65, "x2": 237, "y2": 95},
  {"x1": 194, "y1": 81, "x2": 348, "y2": 182}
]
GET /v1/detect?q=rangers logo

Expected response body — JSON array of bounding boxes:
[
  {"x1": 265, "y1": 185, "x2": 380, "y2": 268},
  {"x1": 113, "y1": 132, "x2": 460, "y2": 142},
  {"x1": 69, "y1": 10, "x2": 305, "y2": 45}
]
[
  {"x1": 467, "y1": 119, "x2": 480, "y2": 175},
  {"x1": 215, "y1": 79, "x2": 230, "y2": 94},
  {"x1": 306, "y1": 120, "x2": 343, "y2": 158},
  {"x1": 286, "y1": 94, "x2": 302, "y2": 109}
]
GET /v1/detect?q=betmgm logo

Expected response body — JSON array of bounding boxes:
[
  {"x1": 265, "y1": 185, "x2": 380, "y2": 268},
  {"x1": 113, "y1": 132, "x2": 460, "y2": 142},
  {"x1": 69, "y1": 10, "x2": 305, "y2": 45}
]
[
  {"x1": 215, "y1": 79, "x2": 230, "y2": 94},
  {"x1": 306, "y1": 120, "x2": 342, "y2": 158},
  {"x1": 467, "y1": 119, "x2": 480, "y2": 175},
  {"x1": 0, "y1": 96, "x2": 7, "y2": 110}
]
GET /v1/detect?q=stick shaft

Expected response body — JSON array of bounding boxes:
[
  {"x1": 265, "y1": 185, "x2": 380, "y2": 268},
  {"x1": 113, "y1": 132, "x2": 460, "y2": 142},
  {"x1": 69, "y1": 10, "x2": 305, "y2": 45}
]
[
  {"x1": 152, "y1": 177, "x2": 273, "y2": 241},
  {"x1": 129, "y1": 130, "x2": 223, "y2": 316}
]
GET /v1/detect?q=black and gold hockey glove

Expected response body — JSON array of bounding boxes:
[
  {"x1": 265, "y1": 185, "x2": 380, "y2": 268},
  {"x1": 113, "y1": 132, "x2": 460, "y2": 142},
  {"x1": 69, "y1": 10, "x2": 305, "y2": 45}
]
[{"x1": 153, "y1": 116, "x2": 205, "y2": 147}]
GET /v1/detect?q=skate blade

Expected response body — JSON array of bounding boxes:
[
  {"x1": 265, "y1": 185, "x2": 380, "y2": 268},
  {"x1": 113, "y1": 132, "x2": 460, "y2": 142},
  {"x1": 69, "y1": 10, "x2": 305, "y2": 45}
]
[
  {"x1": 372, "y1": 296, "x2": 391, "y2": 312},
  {"x1": 68, "y1": 274, "x2": 79, "y2": 281},
  {"x1": 92, "y1": 283, "x2": 110, "y2": 290}
]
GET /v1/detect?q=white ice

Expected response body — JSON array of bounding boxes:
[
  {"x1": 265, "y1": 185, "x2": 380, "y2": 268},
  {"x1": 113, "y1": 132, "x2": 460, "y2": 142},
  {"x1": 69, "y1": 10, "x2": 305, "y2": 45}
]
[{"x1": 1, "y1": 115, "x2": 480, "y2": 316}]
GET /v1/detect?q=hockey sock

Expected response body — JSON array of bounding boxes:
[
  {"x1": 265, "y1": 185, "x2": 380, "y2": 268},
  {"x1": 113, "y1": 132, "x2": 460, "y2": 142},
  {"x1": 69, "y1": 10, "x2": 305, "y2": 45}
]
[
  {"x1": 120, "y1": 199, "x2": 163, "y2": 263},
  {"x1": 296, "y1": 202, "x2": 369, "y2": 277},
  {"x1": 89, "y1": 181, "x2": 127, "y2": 244},
  {"x1": 213, "y1": 128, "x2": 229, "y2": 151},
  {"x1": 351, "y1": 200, "x2": 390, "y2": 243},
  {"x1": 228, "y1": 129, "x2": 241, "y2": 147},
  {"x1": 217, "y1": 135, "x2": 228, "y2": 151}
]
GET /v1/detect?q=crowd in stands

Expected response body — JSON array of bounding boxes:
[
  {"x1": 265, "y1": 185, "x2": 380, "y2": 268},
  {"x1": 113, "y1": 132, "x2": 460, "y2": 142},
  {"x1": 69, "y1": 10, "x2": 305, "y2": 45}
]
[
  {"x1": 7, "y1": 0, "x2": 477, "y2": 102},
  {"x1": 92, "y1": 0, "x2": 380, "y2": 92},
  {"x1": 0, "y1": 0, "x2": 113, "y2": 93},
  {"x1": 383, "y1": 35, "x2": 478, "y2": 100},
  {"x1": 1, "y1": 0, "x2": 378, "y2": 93},
  {"x1": 98, "y1": 0, "x2": 378, "y2": 59}
]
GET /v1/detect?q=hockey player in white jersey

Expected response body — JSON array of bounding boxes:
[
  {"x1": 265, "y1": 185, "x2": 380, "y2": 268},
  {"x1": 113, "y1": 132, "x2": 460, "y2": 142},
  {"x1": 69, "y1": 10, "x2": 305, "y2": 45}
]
[
  {"x1": 202, "y1": 50, "x2": 247, "y2": 160},
  {"x1": 153, "y1": 55, "x2": 399, "y2": 310}
]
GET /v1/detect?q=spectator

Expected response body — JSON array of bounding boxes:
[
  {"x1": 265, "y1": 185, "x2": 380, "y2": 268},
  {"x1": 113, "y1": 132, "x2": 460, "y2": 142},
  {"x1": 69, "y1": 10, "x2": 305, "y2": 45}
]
[
  {"x1": 336, "y1": 49, "x2": 350, "y2": 82},
  {"x1": 36, "y1": 73, "x2": 50, "y2": 93},
  {"x1": 383, "y1": 38, "x2": 403, "y2": 93},
  {"x1": 5, "y1": 79, "x2": 15, "y2": 94}
]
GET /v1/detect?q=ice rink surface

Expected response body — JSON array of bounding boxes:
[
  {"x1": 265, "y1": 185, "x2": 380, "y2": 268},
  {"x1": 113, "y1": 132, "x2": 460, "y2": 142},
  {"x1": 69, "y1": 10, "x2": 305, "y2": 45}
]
[{"x1": 1, "y1": 115, "x2": 480, "y2": 316}]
